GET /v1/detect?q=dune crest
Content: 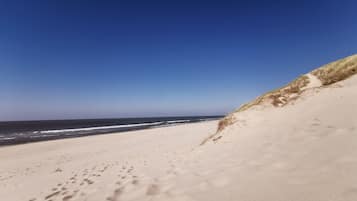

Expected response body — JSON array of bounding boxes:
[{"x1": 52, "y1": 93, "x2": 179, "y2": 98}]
[{"x1": 214, "y1": 54, "x2": 357, "y2": 137}]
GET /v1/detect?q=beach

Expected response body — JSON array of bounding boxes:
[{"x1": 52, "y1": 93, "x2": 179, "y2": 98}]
[
  {"x1": 2, "y1": 1, "x2": 357, "y2": 200},
  {"x1": 1, "y1": 57, "x2": 357, "y2": 201},
  {"x1": 0, "y1": 121, "x2": 218, "y2": 201}
]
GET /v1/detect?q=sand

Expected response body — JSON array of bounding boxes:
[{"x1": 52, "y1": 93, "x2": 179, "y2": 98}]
[
  {"x1": 0, "y1": 121, "x2": 218, "y2": 201},
  {"x1": 1, "y1": 75, "x2": 357, "y2": 201}
]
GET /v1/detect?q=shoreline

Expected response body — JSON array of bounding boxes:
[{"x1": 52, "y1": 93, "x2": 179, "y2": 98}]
[{"x1": 0, "y1": 118, "x2": 221, "y2": 147}]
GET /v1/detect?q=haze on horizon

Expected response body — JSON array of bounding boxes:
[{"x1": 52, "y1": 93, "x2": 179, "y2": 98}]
[{"x1": 1, "y1": 0, "x2": 357, "y2": 121}]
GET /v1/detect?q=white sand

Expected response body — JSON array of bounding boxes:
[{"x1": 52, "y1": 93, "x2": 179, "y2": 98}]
[
  {"x1": 1, "y1": 75, "x2": 357, "y2": 201},
  {"x1": 0, "y1": 121, "x2": 218, "y2": 201},
  {"x1": 302, "y1": 73, "x2": 322, "y2": 90}
]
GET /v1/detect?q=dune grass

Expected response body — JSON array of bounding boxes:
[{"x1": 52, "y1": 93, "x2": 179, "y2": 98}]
[
  {"x1": 216, "y1": 74, "x2": 309, "y2": 133},
  {"x1": 312, "y1": 54, "x2": 357, "y2": 86},
  {"x1": 200, "y1": 54, "x2": 357, "y2": 145},
  {"x1": 216, "y1": 54, "x2": 357, "y2": 134}
]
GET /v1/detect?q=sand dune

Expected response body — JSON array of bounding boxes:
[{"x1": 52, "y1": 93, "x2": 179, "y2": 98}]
[
  {"x1": 1, "y1": 55, "x2": 357, "y2": 201},
  {"x1": 199, "y1": 74, "x2": 357, "y2": 201}
]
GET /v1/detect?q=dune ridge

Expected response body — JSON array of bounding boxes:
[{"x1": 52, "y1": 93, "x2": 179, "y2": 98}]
[{"x1": 215, "y1": 54, "x2": 357, "y2": 136}]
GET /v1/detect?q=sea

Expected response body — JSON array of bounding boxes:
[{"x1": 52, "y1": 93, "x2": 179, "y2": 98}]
[{"x1": 0, "y1": 116, "x2": 222, "y2": 146}]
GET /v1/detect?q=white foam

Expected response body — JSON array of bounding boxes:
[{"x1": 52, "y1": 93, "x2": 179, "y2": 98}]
[
  {"x1": 166, "y1": 120, "x2": 191, "y2": 124},
  {"x1": 39, "y1": 122, "x2": 164, "y2": 134},
  {"x1": 0, "y1": 137, "x2": 16, "y2": 140},
  {"x1": 199, "y1": 118, "x2": 219, "y2": 121}
]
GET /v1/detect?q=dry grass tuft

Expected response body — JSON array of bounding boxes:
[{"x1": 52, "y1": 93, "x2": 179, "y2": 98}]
[
  {"x1": 237, "y1": 75, "x2": 308, "y2": 112},
  {"x1": 200, "y1": 115, "x2": 235, "y2": 145},
  {"x1": 233, "y1": 75, "x2": 310, "y2": 113},
  {"x1": 217, "y1": 114, "x2": 235, "y2": 132},
  {"x1": 312, "y1": 54, "x2": 357, "y2": 85}
]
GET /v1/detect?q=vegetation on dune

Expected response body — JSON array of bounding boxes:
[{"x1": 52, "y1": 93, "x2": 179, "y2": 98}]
[
  {"x1": 216, "y1": 54, "x2": 357, "y2": 134},
  {"x1": 216, "y1": 74, "x2": 309, "y2": 132},
  {"x1": 216, "y1": 114, "x2": 236, "y2": 133},
  {"x1": 312, "y1": 54, "x2": 357, "y2": 86}
]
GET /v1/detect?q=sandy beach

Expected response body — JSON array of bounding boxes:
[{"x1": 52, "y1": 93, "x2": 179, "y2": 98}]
[
  {"x1": 2, "y1": 1, "x2": 357, "y2": 200},
  {"x1": 1, "y1": 56, "x2": 357, "y2": 201},
  {"x1": 0, "y1": 121, "x2": 219, "y2": 201}
]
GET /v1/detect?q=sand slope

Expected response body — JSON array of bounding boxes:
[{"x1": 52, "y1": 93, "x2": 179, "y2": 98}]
[{"x1": 196, "y1": 74, "x2": 357, "y2": 201}]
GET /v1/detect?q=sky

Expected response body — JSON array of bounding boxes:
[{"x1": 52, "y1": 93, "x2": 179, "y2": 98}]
[{"x1": 1, "y1": 0, "x2": 357, "y2": 121}]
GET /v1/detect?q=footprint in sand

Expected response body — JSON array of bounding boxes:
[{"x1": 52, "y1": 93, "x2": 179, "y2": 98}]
[
  {"x1": 54, "y1": 168, "x2": 63, "y2": 173},
  {"x1": 62, "y1": 195, "x2": 73, "y2": 201},
  {"x1": 309, "y1": 118, "x2": 321, "y2": 127},
  {"x1": 44, "y1": 191, "x2": 60, "y2": 200},
  {"x1": 61, "y1": 189, "x2": 79, "y2": 201},
  {"x1": 83, "y1": 178, "x2": 94, "y2": 185},
  {"x1": 43, "y1": 163, "x2": 133, "y2": 201},
  {"x1": 131, "y1": 179, "x2": 139, "y2": 185},
  {"x1": 106, "y1": 187, "x2": 124, "y2": 201}
]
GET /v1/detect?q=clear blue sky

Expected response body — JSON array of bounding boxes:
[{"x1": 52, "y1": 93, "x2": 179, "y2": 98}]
[{"x1": 1, "y1": 0, "x2": 357, "y2": 121}]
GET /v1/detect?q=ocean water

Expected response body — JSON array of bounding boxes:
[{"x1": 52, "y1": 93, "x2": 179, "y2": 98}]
[{"x1": 0, "y1": 116, "x2": 222, "y2": 146}]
